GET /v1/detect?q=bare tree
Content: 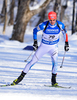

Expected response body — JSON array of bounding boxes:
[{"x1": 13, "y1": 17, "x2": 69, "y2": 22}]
[
  {"x1": 36, "y1": 0, "x2": 54, "y2": 26},
  {"x1": 30, "y1": 0, "x2": 35, "y2": 6},
  {"x1": 15, "y1": 0, "x2": 21, "y2": 22},
  {"x1": 53, "y1": 0, "x2": 61, "y2": 20},
  {"x1": 0, "y1": 0, "x2": 5, "y2": 23},
  {"x1": 72, "y1": 0, "x2": 75, "y2": 34},
  {"x1": 60, "y1": 0, "x2": 68, "y2": 22},
  {"x1": 76, "y1": 11, "x2": 77, "y2": 32},
  {"x1": 3, "y1": 0, "x2": 7, "y2": 34},
  {"x1": 8, "y1": 0, "x2": 15, "y2": 25},
  {"x1": 36, "y1": 9, "x2": 46, "y2": 26},
  {"x1": 75, "y1": 0, "x2": 77, "y2": 32},
  {"x1": 10, "y1": 0, "x2": 51, "y2": 42}
]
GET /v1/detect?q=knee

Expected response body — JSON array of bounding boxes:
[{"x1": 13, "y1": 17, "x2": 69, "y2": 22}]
[{"x1": 30, "y1": 56, "x2": 38, "y2": 65}]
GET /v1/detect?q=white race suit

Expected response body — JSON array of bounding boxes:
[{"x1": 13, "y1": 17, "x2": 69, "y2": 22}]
[{"x1": 23, "y1": 20, "x2": 67, "y2": 74}]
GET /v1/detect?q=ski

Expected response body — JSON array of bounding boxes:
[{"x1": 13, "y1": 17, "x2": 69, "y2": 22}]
[
  {"x1": 0, "y1": 83, "x2": 71, "y2": 89},
  {"x1": 0, "y1": 83, "x2": 23, "y2": 87},
  {"x1": 44, "y1": 85, "x2": 71, "y2": 89}
]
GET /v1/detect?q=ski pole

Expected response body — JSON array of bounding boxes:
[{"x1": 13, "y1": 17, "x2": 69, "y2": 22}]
[
  {"x1": 60, "y1": 51, "x2": 66, "y2": 68},
  {"x1": 24, "y1": 51, "x2": 34, "y2": 62}
]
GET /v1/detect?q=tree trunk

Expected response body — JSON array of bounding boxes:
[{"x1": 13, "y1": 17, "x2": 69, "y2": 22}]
[
  {"x1": 10, "y1": 0, "x2": 31, "y2": 42},
  {"x1": 60, "y1": 0, "x2": 68, "y2": 22},
  {"x1": 0, "y1": 0, "x2": 5, "y2": 23},
  {"x1": 3, "y1": 0, "x2": 7, "y2": 34},
  {"x1": 10, "y1": 0, "x2": 51, "y2": 42},
  {"x1": 36, "y1": 9, "x2": 46, "y2": 26},
  {"x1": 30, "y1": 0, "x2": 35, "y2": 6},
  {"x1": 75, "y1": 11, "x2": 77, "y2": 32},
  {"x1": 53, "y1": 0, "x2": 61, "y2": 20},
  {"x1": 36, "y1": 0, "x2": 53, "y2": 26},
  {"x1": 72, "y1": 0, "x2": 75, "y2": 34},
  {"x1": 15, "y1": 0, "x2": 21, "y2": 22},
  {"x1": 8, "y1": 0, "x2": 15, "y2": 25}
]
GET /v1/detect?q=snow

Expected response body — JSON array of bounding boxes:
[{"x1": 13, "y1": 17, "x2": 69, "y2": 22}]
[
  {"x1": 0, "y1": 25, "x2": 77, "y2": 100},
  {"x1": 0, "y1": 0, "x2": 77, "y2": 100}
]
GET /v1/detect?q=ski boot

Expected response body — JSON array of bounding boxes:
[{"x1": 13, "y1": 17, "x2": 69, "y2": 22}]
[
  {"x1": 51, "y1": 73, "x2": 58, "y2": 86},
  {"x1": 11, "y1": 71, "x2": 26, "y2": 85}
]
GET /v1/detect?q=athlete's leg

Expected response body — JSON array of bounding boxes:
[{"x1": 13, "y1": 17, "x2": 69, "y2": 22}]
[
  {"x1": 48, "y1": 44, "x2": 58, "y2": 74},
  {"x1": 51, "y1": 51, "x2": 58, "y2": 74},
  {"x1": 23, "y1": 43, "x2": 51, "y2": 73},
  {"x1": 48, "y1": 44, "x2": 58, "y2": 85},
  {"x1": 12, "y1": 43, "x2": 50, "y2": 85}
]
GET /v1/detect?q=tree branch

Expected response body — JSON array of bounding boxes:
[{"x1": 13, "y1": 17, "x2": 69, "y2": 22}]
[{"x1": 31, "y1": 0, "x2": 51, "y2": 16}]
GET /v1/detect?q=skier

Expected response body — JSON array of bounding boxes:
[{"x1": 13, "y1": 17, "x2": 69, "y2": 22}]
[{"x1": 12, "y1": 11, "x2": 69, "y2": 86}]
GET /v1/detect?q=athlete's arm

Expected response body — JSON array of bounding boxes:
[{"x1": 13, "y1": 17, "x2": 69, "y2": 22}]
[{"x1": 33, "y1": 21, "x2": 47, "y2": 40}]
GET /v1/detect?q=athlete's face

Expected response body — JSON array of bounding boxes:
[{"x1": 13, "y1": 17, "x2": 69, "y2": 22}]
[{"x1": 49, "y1": 19, "x2": 56, "y2": 25}]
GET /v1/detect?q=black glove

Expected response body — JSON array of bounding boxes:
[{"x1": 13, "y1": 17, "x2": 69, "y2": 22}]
[
  {"x1": 64, "y1": 42, "x2": 69, "y2": 51},
  {"x1": 33, "y1": 39, "x2": 38, "y2": 51}
]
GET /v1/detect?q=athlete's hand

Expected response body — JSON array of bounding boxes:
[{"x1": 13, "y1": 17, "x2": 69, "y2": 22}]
[
  {"x1": 33, "y1": 39, "x2": 38, "y2": 51},
  {"x1": 64, "y1": 42, "x2": 69, "y2": 51}
]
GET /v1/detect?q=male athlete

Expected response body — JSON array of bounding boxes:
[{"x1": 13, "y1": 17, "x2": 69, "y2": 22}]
[{"x1": 12, "y1": 11, "x2": 69, "y2": 86}]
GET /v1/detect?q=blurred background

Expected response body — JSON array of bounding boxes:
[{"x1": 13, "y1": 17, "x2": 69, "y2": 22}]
[{"x1": 0, "y1": 0, "x2": 77, "y2": 42}]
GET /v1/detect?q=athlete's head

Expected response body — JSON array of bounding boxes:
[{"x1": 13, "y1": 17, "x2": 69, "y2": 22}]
[
  {"x1": 48, "y1": 11, "x2": 57, "y2": 20},
  {"x1": 48, "y1": 11, "x2": 57, "y2": 25}
]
